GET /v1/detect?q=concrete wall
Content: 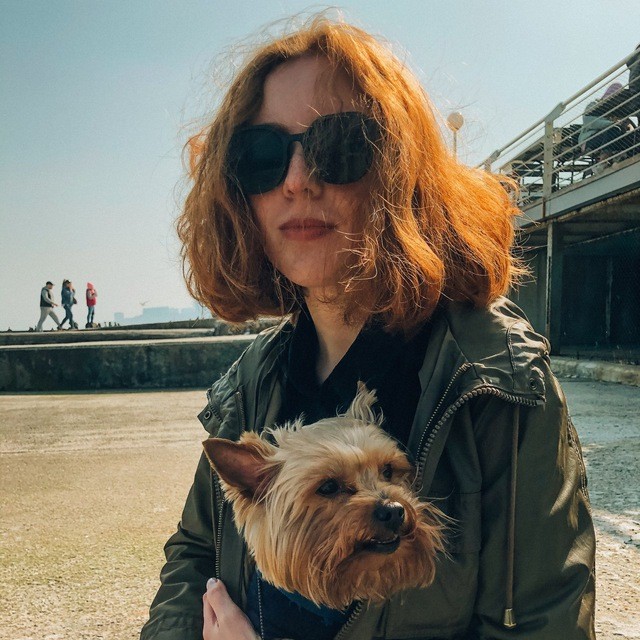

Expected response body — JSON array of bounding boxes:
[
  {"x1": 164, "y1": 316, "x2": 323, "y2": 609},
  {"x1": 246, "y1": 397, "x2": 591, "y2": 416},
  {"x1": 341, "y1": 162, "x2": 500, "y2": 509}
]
[
  {"x1": 511, "y1": 249, "x2": 547, "y2": 335},
  {"x1": 0, "y1": 336, "x2": 255, "y2": 392},
  {"x1": 510, "y1": 247, "x2": 640, "y2": 348},
  {"x1": 561, "y1": 256, "x2": 609, "y2": 344}
]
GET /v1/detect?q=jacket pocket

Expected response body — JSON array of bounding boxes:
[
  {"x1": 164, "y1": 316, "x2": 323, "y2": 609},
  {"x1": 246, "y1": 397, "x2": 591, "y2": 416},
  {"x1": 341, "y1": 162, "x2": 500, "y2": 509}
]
[{"x1": 383, "y1": 491, "x2": 481, "y2": 639}]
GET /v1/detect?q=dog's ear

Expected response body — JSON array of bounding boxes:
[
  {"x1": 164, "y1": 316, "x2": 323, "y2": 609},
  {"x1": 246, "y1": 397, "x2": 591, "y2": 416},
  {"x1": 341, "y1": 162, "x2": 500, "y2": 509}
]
[
  {"x1": 202, "y1": 433, "x2": 277, "y2": 500},
  {"x1": 345, "y1": 382, "x2": 380, "y2": 424}
]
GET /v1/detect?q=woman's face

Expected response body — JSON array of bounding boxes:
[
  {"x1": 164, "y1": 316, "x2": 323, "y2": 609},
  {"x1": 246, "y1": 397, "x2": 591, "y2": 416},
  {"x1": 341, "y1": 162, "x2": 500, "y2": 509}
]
[{"x1": 249, "y1": 55, "x2": 370, "y2": 301}]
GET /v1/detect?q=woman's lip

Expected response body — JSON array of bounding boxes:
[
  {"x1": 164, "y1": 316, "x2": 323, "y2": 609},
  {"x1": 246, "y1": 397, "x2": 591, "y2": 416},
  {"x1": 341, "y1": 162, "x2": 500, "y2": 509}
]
[
  {"x1": 278, "y1": 218, "x2": 336, "y2": 231},
  {"x1": 279, "y1": 218, "x2": 337, "y2": 240}
]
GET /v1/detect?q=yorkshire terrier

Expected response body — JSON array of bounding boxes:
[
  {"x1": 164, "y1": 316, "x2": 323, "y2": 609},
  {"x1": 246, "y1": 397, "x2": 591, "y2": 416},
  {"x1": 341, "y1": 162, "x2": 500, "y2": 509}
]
[{"x1": 203, "y1": 385, "x2": 444, "y2": 638}]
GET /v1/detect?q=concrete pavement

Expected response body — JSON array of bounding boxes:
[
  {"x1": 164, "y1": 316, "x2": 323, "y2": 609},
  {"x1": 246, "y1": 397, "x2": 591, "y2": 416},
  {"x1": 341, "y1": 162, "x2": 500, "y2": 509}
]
[
  {"x1": 0, "y1": 379, "x2": 638, "y2": 639},
  {"x1": 552, "y1": 356, "x2": 640, "y2": 387}
]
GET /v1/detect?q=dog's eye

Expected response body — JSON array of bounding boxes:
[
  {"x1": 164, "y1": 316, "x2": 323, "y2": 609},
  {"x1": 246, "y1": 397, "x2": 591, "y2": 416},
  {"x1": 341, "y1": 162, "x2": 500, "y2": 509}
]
[
  {"x1": 317, "y1": 479, "x2": 340, "y2": 496},
  {"x1": 382, "y1": 464, "x2": 393, "y2": 480}
]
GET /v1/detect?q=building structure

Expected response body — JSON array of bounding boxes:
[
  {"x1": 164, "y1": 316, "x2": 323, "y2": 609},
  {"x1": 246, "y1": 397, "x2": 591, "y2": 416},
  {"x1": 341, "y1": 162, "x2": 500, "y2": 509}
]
[{"x1": 482, "y1": 50, "x2": 640, "y2": 361}]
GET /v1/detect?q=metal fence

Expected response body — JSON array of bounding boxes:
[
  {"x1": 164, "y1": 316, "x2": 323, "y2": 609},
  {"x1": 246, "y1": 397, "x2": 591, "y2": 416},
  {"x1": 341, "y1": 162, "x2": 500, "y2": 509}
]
[{"x1": 481, "y1": 49, "x2": 640, "y2": 209}]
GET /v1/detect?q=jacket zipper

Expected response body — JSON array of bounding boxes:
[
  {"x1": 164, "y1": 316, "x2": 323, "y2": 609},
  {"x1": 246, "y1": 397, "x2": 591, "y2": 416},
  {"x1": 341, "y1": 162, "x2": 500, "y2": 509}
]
[
  {"x1": 210, "y1": 401, "x2": 225, "y2": 579},
  {"x1": 333, "y1": 602, "x2": 364, "y2": 640},
  {"x1": 213, "y1": 389, "x2": 247, "y2": 580},
  {"x1": 416, "y1": 363, "x2": 474, "y2": 457},
  {"x1": 234, "y1": 389, "x2": 247, "y2": 435},
  {"x1": 213, "y1": 472, "x2": 225, "y2": 579},
  {"x1": 206, "y1": 390, "x2": 228, "y2": 579},
  {"x1": 204, "y1": 390, "x2": 226, "y2": 578},
  {"x1": 414, "y1": 382, "x2": 538, "y2": 490}
]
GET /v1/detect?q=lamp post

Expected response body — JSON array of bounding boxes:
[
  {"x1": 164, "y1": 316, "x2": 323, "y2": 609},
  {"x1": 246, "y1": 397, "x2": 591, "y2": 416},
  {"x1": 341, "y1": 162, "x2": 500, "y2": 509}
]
[{"x1": 446, "y1": 111, "x2": 465, "y2": 158}]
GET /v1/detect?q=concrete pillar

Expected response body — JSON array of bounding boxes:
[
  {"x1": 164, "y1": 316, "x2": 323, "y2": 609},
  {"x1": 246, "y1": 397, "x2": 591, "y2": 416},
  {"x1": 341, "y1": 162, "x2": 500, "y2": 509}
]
[
  {"x1": 605, "y1": 256, "x2": 614, "y2": 345},
  {"x1": 545, "y1": 221, "x2": 564, "y2": 352}
]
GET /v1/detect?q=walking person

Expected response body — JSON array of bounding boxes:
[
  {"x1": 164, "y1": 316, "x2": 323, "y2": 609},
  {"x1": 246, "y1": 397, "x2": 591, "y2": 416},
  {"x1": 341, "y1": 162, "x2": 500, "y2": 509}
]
[
  {"x1": 35, "y1": 281, "x2": 62, "y2": 331},
  {"x1": 59, "y1": 280, "x2": 77, "y2": 329},
  {"x1": 142, "y1": 16, "x2": 595, "y2": 640},
  {"x1": 86, "y1": 282, "x2": 97, "y2": 327}
]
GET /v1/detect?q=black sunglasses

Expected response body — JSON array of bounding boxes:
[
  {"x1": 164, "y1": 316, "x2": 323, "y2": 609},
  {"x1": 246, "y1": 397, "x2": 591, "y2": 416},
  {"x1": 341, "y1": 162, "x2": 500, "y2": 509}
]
[{"x1": 226, "y1": 111, "x2": 380, "y2": 195}]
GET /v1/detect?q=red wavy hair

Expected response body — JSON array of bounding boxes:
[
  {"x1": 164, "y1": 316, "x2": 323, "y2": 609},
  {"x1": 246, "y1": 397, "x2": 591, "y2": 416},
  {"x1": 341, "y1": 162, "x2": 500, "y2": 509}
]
[{"x1": 178, "y1": 15, "x2": 523, "y2": 333}]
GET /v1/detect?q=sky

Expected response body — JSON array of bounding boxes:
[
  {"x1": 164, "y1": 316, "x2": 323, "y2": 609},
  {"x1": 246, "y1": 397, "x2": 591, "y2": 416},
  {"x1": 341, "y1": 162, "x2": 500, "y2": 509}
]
[{"x1": 1, "y1": 0, "x2": 638, "y2": 331}]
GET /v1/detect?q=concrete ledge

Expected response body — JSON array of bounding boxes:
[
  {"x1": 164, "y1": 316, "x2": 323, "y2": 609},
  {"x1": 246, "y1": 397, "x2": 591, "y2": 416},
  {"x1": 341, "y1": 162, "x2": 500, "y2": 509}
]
[
  {"x1": 4, "y1": 335, "x2": 638, "y2": 392},
  {"x1": 552, "y1": 356, "x2": 640, "y2": 387},
  {"x1": 0, "y1": 336, "x2": 255, "y2": 392},
  {"x1": 0, "y1": 329, "x2": 223, "y2": 346},
  {"x1": 0, "y1": 319, "x2": 278, "y2": 345}
]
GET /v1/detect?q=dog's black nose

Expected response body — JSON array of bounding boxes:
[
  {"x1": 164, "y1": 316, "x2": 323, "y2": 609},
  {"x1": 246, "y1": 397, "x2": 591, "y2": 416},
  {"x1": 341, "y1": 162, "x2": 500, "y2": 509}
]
[{"x1": 373, "y1": 501, "x2": 405, "y2": 532}]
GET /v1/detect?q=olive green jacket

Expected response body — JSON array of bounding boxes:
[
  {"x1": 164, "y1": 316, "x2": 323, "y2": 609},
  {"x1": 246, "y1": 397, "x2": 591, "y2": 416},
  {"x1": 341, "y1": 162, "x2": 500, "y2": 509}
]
[{"x1": 140, "y1": 298, "x2": 595, "y2": 640}]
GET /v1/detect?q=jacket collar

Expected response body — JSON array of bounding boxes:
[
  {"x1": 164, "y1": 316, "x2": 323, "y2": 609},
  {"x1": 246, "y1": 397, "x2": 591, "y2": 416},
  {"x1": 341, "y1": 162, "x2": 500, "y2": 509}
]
[
  {"x1": 437, "y1": 297, "x2": 550, "y2": 399},
  {"x1": 222, "y1": 297, "x2": 549, "y2": 439}
]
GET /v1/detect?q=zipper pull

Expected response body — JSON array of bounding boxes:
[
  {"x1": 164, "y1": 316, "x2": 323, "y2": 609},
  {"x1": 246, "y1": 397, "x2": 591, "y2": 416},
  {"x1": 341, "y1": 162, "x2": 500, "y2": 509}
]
[{"x1": 503, "y1": 608, "x2": 516, "y2": 628}]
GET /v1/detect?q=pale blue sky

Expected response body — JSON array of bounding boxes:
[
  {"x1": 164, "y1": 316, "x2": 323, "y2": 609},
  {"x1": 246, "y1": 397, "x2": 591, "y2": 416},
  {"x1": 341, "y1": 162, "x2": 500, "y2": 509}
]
[{"x1": 1, "y1": 0, "x2": 638, "y2": 330}]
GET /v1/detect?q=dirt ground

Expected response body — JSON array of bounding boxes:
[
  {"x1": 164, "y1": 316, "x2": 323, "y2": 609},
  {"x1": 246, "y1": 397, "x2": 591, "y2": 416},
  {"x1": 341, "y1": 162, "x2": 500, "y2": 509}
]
[{"x1": 0, "y1": 379, "x2": 638, "y2": 639}]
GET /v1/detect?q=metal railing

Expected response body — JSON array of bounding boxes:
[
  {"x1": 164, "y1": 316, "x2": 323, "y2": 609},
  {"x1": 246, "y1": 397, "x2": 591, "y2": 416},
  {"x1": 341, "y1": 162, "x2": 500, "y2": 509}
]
[{"x1": 480, "y1": 50, "x2": 640, "y2": 210}]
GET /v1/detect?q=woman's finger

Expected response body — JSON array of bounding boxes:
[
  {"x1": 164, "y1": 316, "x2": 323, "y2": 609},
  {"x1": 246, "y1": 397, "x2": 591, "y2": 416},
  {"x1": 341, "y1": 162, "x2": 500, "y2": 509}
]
[
  {"x1": 204, "y1": 578, "x2": 259, "y2": 639},
  {"x1": 203, "y1": 590, "x2": 217, "y2": 627},
  {"x1": 205, "y1": 578, "x2": 236, "y2": 625}
]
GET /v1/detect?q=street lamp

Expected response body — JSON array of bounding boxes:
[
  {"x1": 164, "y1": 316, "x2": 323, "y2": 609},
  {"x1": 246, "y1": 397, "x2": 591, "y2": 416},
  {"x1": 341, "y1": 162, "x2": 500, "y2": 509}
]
[{"x1": 446, "y1": 111, "x2": 465, "y2": 158}]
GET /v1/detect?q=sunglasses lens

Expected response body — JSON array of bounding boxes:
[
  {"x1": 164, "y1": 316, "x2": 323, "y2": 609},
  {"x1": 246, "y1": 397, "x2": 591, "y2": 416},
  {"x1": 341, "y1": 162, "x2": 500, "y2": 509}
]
[
  {"x1": 227, "y1": 112, "x2": 379, "y2": 195},
  {"x1": 228, "y1": 128, "x2": 286, "y2": 195},
  {"x1": 307, "y1": 113, "x2": 378, "y2": 184}
]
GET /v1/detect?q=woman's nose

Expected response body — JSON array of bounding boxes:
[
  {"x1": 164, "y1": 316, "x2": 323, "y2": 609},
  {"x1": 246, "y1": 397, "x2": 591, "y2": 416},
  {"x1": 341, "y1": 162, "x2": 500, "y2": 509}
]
[{"x1": 282, "y1": 143, "x2": 322, "y2": 197}]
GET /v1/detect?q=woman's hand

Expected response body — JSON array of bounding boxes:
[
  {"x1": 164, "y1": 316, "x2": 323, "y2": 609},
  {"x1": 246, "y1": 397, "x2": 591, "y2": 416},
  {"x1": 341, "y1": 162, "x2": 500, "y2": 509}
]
[{"x1": 203, "y1": 578, "x2": 260, "y2": 640}]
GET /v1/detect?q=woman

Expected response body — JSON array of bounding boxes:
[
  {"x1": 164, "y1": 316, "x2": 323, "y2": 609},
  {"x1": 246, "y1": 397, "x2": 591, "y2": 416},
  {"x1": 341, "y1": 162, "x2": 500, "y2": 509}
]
[
  {"x1": 86, "y1": 282, "x2": 97, "y2": 326},
  {"x1": 59, "y1": 279, "x2": 76, "y2": 329},
  {"x1": 141, "y1": 17, "x2": 595, "y2": 640}
]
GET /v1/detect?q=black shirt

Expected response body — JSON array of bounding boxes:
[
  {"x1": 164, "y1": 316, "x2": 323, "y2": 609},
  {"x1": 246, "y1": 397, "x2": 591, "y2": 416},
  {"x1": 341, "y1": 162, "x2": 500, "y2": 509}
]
[{"x1": 278, "y1": 308, "x2": 431, "y2": 448}]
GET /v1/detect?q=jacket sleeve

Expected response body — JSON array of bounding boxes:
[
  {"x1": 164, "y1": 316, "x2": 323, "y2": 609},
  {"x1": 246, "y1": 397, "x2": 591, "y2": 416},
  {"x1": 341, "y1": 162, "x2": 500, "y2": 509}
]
[
  {"x1": 469, "y1": 375, "x2": 595, "y2": 639},
  {"x1": 140, "y1": 452, "x2": 216, "y2": 640}
]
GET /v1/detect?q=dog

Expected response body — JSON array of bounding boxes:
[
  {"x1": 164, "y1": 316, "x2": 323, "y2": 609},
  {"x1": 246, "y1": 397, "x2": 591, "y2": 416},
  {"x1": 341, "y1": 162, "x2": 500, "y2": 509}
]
[{"x1": 203, "y1": 384, "x2": 445, "y2": 620}]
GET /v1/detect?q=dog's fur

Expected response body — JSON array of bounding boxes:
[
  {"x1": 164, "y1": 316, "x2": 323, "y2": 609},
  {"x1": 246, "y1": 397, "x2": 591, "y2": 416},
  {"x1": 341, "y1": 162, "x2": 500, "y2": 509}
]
[{"x1": 202, "y1": 385, "x2": 444, "y2": 610}]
